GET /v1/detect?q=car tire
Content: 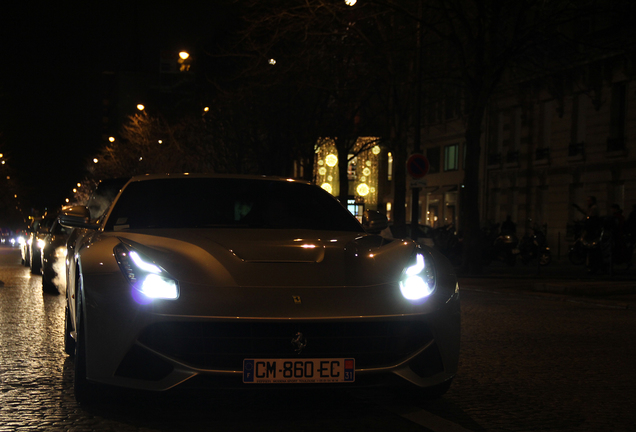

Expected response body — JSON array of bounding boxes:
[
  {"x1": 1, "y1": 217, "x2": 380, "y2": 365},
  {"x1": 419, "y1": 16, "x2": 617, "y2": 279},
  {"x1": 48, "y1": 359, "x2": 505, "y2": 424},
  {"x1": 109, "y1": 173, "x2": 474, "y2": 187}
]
[
  {"x1": 539, "y1": 252, "x2": 552, "y2": 266},
  {"x1": 64, "y1": 305, "x2": 76, "y2": 356},
  {"x1": 30, "y1": 256, "x2": 41, "y2": 274},
  {"x1": 43, "y1": 277, "x2": 60, "y2": 295},
  {"x1": 74, "y1": 298, "x2": 100, "y2": 405}
]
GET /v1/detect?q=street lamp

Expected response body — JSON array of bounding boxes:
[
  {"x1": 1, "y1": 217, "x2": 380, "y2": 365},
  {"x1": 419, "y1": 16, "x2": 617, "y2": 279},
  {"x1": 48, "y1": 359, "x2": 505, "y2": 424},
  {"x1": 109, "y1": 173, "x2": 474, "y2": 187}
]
[
  {"x1": 137, "y1": 104, "x2": 145, "y2": 111},
  {"x1": 178, "y1": 51, "x2": 191, "y2": 72}
]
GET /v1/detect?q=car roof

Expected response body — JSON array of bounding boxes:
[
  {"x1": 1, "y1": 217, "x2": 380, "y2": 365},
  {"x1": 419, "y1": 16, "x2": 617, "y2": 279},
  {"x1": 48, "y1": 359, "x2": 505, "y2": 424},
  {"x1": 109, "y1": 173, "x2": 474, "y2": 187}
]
[{"x1": 124, "y1": 173, "x2": 311, "y2": 185}]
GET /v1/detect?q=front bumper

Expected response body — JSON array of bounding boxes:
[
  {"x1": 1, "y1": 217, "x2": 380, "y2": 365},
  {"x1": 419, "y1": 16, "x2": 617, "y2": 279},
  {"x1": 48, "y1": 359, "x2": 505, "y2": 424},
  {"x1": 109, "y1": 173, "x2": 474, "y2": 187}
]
[{"x1": 81, "y1": 274, "x2": 460, "y2": 392}]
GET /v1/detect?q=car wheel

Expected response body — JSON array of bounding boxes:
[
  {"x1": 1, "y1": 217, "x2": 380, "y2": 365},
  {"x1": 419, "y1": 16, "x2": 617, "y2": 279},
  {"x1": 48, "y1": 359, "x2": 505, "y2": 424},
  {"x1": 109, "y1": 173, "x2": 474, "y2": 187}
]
[
  {"x1": 30, "y1": 257, "x2": 41, "y2": 274},
  {"x1": 568, "y1": 248, "x2": 585, "y2": 266},
  {"x1": 539, "y1": 252, "x2": 552, "y2": 266},
  {"x1": 74, "y1": 298, "x2": 100, "y2": 405},
  {"x1": 64, "y1": 305, "x2": 76, "y2": 357},
  {"x1": 43, "y1": 277, "x2": 60, "y2": 295}
]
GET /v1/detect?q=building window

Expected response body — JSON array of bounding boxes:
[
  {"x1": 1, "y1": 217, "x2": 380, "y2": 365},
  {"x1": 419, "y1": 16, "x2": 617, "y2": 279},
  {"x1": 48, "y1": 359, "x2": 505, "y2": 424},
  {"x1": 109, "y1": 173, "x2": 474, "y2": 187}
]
[
  {"x1": 444, "y1": 144, "x2": 459, "y2": 171},
  {"x1": 347, "y1": 155, "x2": 357, "y2": 180},
  {"x1": 427, "y1": 147, "x2": 440, "y2": 174},
  {"x1": 539, "y1": 100, "x2": 553, "y2": 148},
  {"x1": 608, "y1": 82, "x2": 627, "y2": 152}
]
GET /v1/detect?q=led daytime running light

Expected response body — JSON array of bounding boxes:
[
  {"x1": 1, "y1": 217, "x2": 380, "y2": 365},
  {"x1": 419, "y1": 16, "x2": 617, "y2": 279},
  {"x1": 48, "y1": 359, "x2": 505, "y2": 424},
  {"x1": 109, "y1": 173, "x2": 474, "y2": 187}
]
[
  {"x1": 399, "y1": 251, "x2": 436, "y2": 301},
  {"x1": 115, "y1": 244, "x2": 179, "y2": 300}
]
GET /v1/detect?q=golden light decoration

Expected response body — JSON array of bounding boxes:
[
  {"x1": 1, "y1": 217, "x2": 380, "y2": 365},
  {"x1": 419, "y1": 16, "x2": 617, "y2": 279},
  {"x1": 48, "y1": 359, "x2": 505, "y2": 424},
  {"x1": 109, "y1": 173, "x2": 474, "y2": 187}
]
[
  {"x1": 363, "y1": 168, "x2": 371, "y2": 176},
  {"x1": 318, "y1": 167, "x2": 327, "y2": 176},
  {"x1": 357, "y1": 183, "x2": 370, "y2": 196},
  {"x1": 372, "y1": 145, "x2": 381, "y2": 155},
  {"x1": 325, "y1": 154, "x2": 338, "y2": 167},
  {"x1": 321, "y1": 183, "x2": 333, "y2": 193}
]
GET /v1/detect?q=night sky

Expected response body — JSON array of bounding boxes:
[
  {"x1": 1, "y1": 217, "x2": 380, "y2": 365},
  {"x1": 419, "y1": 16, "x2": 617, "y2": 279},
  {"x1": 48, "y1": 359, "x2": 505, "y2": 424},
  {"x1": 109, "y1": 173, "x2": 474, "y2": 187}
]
[{"x1": 1, "y1": 1, "x2": 230, "y2": 215}]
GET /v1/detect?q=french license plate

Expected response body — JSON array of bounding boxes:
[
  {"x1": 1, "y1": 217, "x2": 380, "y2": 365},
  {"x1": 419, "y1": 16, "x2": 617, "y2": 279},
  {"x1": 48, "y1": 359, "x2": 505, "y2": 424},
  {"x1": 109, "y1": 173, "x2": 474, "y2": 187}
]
[{"x1": 243, "y1": 358, "x2": 355, "y2": 383}]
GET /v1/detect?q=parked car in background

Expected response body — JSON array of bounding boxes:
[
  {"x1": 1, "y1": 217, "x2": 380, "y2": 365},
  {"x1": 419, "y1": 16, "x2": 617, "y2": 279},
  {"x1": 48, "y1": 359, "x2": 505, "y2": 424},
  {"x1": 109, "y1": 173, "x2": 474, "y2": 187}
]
[
  {"x1": 40, "y1": 218, "x2": 71, "y2": 294},
  {"x1": 64, "y1": 177, "x2": 129, "y2": 293},
  {"x1": 59, "y1": 174, "x2": 461, "y2": 405},
  {"x1": 21, "y1": 219, "x2": 39, "y2": 266},
  {"x1": 0, "y1": 228, "x2": 17, "y2": 247},
  {"x1": 29, "y1": 215, "x2": 56, "y2": 274}
]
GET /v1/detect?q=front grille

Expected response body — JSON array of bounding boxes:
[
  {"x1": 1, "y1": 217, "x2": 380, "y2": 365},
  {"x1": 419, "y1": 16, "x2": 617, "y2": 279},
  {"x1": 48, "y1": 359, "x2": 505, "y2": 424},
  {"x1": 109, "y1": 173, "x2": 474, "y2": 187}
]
[{"x1": 137, "y1": 320, "x2": 434, "y2": 370}]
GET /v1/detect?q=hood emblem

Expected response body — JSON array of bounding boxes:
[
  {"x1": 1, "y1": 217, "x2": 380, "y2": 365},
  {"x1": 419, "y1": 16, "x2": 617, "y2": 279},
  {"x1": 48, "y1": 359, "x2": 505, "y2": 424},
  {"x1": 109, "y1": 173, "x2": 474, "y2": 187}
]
[{"x1": 291, "y1": 332, "x2": 307, "y2": 354}]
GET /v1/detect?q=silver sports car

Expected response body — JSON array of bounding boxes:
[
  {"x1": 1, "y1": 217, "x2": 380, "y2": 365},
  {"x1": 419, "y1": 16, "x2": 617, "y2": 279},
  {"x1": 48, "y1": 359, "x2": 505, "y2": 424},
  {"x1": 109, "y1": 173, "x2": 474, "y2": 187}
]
[{"x1": 60, "y1": 174, "x2": 460, "y2": 404}]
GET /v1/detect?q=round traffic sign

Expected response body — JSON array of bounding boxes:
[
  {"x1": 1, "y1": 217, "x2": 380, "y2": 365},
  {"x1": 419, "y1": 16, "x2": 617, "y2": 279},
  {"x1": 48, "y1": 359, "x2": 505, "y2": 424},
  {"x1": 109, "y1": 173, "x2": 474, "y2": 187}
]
[{"x1": 406, "y1": 153, "x2": 429, "y2": 179}]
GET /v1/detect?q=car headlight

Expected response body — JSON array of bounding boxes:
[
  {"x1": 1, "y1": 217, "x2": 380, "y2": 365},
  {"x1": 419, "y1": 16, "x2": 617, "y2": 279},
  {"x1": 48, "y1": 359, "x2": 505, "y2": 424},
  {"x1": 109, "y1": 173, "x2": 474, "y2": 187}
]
[
  {"x1": 399, "y1": 249, "x2": 436, "y2": 301},
  {"x1": 37, "y1": 238, "x2": 46, "y2": 249},
  {"x1": 114, "y1": 244, "x2": 179, "y2": 300}
]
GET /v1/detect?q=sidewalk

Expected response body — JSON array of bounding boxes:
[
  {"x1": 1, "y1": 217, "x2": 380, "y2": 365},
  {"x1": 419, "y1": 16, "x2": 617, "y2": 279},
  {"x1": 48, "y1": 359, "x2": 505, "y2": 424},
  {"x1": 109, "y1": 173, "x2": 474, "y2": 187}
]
[{"x1": 456, "y1": 256, "x2": 636, "y2": 299}]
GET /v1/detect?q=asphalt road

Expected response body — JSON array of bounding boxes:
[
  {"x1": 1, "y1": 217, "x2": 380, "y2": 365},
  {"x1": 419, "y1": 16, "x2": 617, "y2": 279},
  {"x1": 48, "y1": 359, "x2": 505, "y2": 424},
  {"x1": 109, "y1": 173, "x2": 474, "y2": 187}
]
[{"x1": 1, "y1": 246, "x2": 635, "y2": 431}]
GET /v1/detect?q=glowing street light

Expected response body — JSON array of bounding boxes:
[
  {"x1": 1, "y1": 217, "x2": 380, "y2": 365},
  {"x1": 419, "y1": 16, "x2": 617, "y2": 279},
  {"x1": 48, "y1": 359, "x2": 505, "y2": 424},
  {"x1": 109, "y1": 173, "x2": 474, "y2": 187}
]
[
  {"x1": 178, "y1": 51, "x2": 191, "y2": 71},
  {"x1": 109, "y1": 136, "x2": 115, "y2": 142},
  {"x1": 345, "y1": 0, "x2": 357, "y2": 5},
  {"x1": 137, "y1": 104, "x2": 145, "y2": 111},
  {"x1": 93, "y1": 158, "x2": 99, "y2": 164}
]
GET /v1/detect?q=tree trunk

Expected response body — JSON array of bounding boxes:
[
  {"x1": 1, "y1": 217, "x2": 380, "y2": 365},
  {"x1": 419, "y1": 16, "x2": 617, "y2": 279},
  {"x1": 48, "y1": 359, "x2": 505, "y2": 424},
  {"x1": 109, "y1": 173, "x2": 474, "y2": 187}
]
[{"x1": 460, "y1": 100, "x2": 487, "y2": 274}]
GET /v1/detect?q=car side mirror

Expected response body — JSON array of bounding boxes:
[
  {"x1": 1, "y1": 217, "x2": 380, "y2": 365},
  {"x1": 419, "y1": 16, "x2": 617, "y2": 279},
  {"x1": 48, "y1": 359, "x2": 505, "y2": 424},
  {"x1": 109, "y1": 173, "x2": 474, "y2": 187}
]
[
  {"x1": 362, "y1": 210, "x2": 389, "y2": 234},
  {"x1": 58, "y1": 206, "x2": 98, "y2": 229}
]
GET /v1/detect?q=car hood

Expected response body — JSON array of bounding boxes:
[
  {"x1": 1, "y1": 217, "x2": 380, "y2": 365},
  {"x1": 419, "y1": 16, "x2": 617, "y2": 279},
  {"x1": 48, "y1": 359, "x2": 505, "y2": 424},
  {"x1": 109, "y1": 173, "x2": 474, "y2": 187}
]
[{"x1": 91, "y1": 228, "x2": 416, "y2": 288}]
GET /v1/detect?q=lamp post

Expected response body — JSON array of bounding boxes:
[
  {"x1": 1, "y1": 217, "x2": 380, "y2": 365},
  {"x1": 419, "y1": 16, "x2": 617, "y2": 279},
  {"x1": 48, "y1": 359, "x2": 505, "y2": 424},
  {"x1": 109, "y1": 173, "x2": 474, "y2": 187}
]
[{"x1": 410, "y1": 0, "x2": 424, "y2": 240}]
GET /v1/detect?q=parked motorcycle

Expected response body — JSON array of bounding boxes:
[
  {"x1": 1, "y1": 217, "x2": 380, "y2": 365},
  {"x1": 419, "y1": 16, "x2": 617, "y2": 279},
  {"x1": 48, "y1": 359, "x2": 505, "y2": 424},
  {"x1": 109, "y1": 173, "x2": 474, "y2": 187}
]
[
  {"x1": 519, "y1": 223, "x2": 551, "y2": 266},
  {"x1": 568, "y1": 217, "x2": 606, "y2": 274},
  {"x1": 479, "y1": 222, "x2": 519, "y2": 266},
  {"x1": 431, "y1": 224, "x2": 463, "y2": 267}
]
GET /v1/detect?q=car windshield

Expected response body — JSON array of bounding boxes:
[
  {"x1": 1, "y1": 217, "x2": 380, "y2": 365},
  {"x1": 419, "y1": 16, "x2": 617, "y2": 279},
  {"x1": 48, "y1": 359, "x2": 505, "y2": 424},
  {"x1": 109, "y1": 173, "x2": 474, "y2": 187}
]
[{"x1": 103, "y1": 178, "x2": 363, "y2": 232}]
